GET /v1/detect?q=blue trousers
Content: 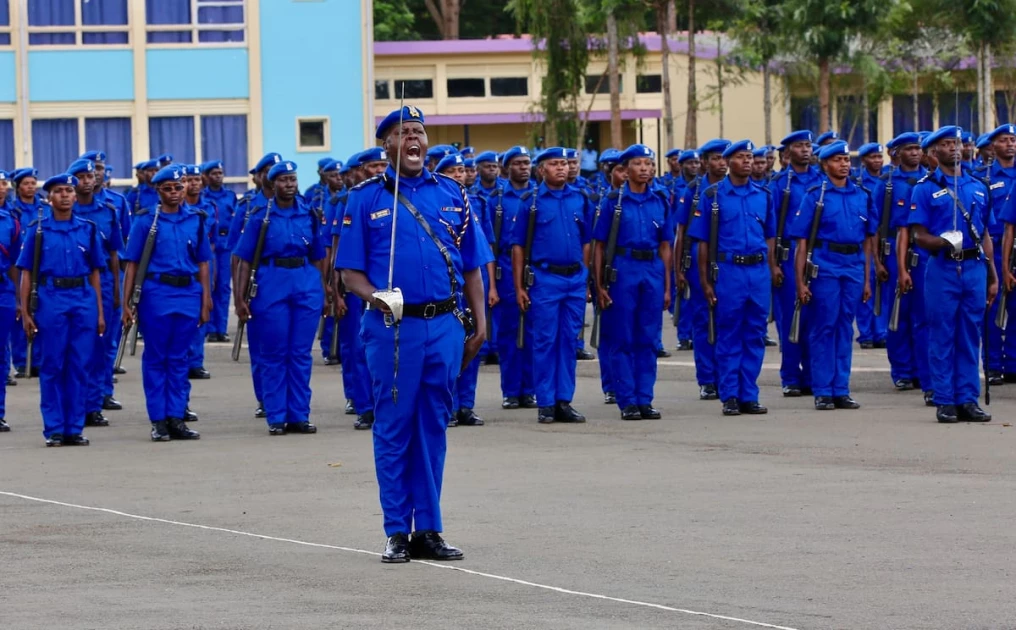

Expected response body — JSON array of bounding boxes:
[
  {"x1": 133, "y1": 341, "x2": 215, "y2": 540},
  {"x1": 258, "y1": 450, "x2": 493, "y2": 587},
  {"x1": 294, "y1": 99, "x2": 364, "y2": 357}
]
[
  {"x1": 528, "y1": 267, "x2": 586, "y2": 407},
  {"x1": 86, "y1": 274, "x2": 115, "y2": 412},
  {"x1": 855, "y1": 266, "x2": 887, "y2": 343},
  {"x1": 714, "y1": 263, "x2": 769, "y2": 403},
  {"x1": 0, "y1": 299, "x2": 14, "y2": 418},
  {"x1": 319, "y1": 316, "x2": 336, "y2": 359},
  {"x1": 363, "y1": 309, "x2": 464, "y2": 536},
  {"x1": 807, "y1": 270, "x2": 863, "y2": 398},
  {"x1": 37, "y1": 285, "x2": 97, "y2": 438},
  {"x1": 601, "y1": 258, "x2": 663, "y2": 408},
  {"x1": 597, "y1": 314, "x2": 616, "y2": 395},
  {"x1": 687, "y1": 249, "x2": 716, "y2": 386},
  {"x1": 984, "y1": 246, "x2": 1016, "y2": 373},
  {"x1": 884, "y1": 243, "x2": 932, "y2": 387},
  {"x1": 340, "y1": 295, "x2": 372, "y2": 414},
  {"x1": 10, "y1": 318, "x2": 26, "y2": 369},
  {"x1": 247, "y1": 315, "x2": 264, "y2": 405},
  {"x1": 493, "y1": 268, "x2": 534, "y2": 398},
  {"x1": 211, "y1": 249, "x2": 231, "y2": 335},
  {"x1": 673, "y1": 289, "x2": 693, "y2": 343},
  {"x1": 926, "y1": 256, "x2": 986, "y2": 406},
  {"x1": 454, "y1": 272, "x2": 489, "y2": 411},
  {"x1": 139, "y1": 310, "x2": 197, "y2": 423},
  {"x1": 107, "y1": 269, "x2": 124, "y2": 391},
  {"x1": 775, "y1": 242, "x2": 811, "y2": 388}
]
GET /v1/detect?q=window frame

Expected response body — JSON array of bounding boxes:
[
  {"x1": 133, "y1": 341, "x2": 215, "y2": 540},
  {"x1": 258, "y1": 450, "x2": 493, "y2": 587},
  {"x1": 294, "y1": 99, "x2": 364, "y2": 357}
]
[
  {"x1": 145, "y1": 0, "x2": 247, "y2": 48},
  {"x1": 489, "y1": 76, "x2": 529, "y2": 98},
  {"x1": 25, "y1": 0, "x2": 132, "y2": 48},
  {"x1": 295, "y1": 116, "x2": 330, "y2": 153},
  {"x1": 147, "y1": 112, "x2": 251, "y2": 187}
]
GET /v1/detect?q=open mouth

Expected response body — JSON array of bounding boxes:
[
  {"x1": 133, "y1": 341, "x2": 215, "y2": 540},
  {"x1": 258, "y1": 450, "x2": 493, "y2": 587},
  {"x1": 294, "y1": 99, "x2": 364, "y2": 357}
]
[{"x1": 405, "y1": 144, "x2": 422, "y2": 162}]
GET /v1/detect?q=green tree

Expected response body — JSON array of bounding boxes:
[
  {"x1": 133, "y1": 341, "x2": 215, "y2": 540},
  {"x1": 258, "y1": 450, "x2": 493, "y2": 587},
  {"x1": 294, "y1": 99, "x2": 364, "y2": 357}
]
[
  {"x1": 729, "y1": 0, "x2": 786, "y2": 144},
  {"x1": 374, "y1": 0, "x2": 419, "y2": 42}
]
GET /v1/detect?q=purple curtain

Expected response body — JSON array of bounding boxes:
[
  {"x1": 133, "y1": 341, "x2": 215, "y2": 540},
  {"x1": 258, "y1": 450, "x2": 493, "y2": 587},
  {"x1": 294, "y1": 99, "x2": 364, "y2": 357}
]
[
  {"x1": 145, "y1": 0, "x2": 190, "y2": 43},
  {"x1": 82, "y1": 0, "x2": 128, "y2": 44},
  {"x1": 836, "y1": 95, "x2": 878, "y2": 147},
  {"x1": 85, "y1": 117, "x2": 132, "y2": 174},
  {"x1": 28, "y1": 0, "x2": 75, "y2": 45},
  {"x1": 938, "y1": 92, "x2": 979, "y2": 135},
  {"x1": 790, "y1": 97, "x2": 819, "y2": 134},
  {"x1": 0, "y1": 120, "x2": 14, "y2": 170},
  {"x1": 149, "y1": 116, "x2": 195, "y2": 164},
  {"x1": 0, "y1": 1, "x2": 10, "y2": 45},
  {"x1": 892, "y1": 95, "x2": 933, "y2": 135},
  {"x1": 197, "y1": 2, "x2": 244, "y2": 43},
  {"x1": 31, "y1": 119, "x2": 79, "y2": 178},
  {"x1": 201, "y1": 115, "x2": 248, "y2": 177}
]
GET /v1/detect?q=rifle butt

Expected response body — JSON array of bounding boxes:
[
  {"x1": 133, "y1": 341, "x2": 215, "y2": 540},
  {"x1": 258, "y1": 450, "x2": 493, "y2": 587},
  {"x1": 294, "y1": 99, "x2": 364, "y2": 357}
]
[
  {"x1": 707, "y1": 306, "x2": 716, "y2": 345},
  {"x1": 25, "y1": 340, "x2": 32, "y2": 379},
  {"x1": 874, "y1": 281, "x2": 882, "y2": 317},
  {"x1": 516, "y1": 313, "x2": 525, "y2": 349},
  {"x1": 996, "y1": 290, "x2": 1009, "y2": 330},
  {"x1": 232, "y1": 322, "x2": 245, "y2": 362},
  {"x1": 113, "y1": 322, "x2": 132, "y2": 371},
  {"x1": 316, "y1": 315, "x2": 326, "y2": 341},
  {"x1": 889, "y1": 290, "x2": 902, "y2": 332},
  {"x1": 789, "y1": 300, "x2": 802, "y2": 344},
  {"x1": 129, "y1": 320, "x2": 139, "y2": 356},
  {"x1": 329, "y1": 315, "x2": 340, "y2": 360},
  {"x1": 590, "y1": 309, "x2": 600, "y2": 349}
]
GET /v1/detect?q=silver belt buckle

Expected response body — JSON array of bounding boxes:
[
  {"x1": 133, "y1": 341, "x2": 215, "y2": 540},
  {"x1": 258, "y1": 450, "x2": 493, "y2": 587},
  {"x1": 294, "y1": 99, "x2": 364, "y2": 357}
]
[{"x1": 423, "y1": 303, "x2": 437, "y2": 319}]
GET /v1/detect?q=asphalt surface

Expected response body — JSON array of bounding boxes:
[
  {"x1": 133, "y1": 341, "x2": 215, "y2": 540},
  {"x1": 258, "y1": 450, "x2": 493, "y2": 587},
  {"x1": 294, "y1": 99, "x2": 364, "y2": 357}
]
[{"x1": 2, "y1": 317, "x2": 1016, "y2": 630}]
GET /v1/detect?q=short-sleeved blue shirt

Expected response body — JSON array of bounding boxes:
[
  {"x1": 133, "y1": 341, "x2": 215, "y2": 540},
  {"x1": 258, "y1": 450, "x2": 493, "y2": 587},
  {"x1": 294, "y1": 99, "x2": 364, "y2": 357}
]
[
  {"x1": 686, "y1": 177, "x2": 774, "y2": 255},
  {"x1": 909, "y1": 168, "x2": 992, "y2": 250},
  {"x1": 17, "y1": 214, "x2": 105, "y2": 277},
  {"x1": 591, "y1": 184, "x2": 670, "y2": 249},
  {"x1": 508, "y1": 182, "x2": 591, "y2": 266},
  {"x1": 123, "y1": 207, "x2": 212, "y2": 275},
  {"x1": 234, "y1": 197, "x2": 326, "y2": 263},
  {"x1": 73, "y1": 198, "x2": 124, "y2": 267},
  {"x1": 787, "y1": 176, "x2": 876, "y2": 245},
  {"x1": 870, "y1": 166, "x2": 927, "y2": 231}
]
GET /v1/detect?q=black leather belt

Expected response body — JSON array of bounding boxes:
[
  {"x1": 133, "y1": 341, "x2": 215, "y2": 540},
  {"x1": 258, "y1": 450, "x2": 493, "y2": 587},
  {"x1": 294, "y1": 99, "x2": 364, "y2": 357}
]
[
  {"x1": 717, "y1": 252, "x2": 766, "y2": 265},
  {"x1": 818, "y1": 241, "x2": 861, "y2": 254},
  {"x1": 156, "y1": 274, "x2": 195, "y2": 287},
  {"x1": 262, "y1": 257, "x2": 306, "y2": 268},
  {"x1": 616, "y1": 247, "x2": 657, "y2": 261},
  {"x1": 42, "y1": 276, "x2": 85, "y2": 289},
  {"x1": 218, "y1": 228, "x2": 229, "y2": 236},
  {"x1": 368, "y1": 295, "x2": 457, "y2": 319},
  {"x1": 938, "y1": 247, "x2": 980, "y2": 261},
  {"x1": 536, "y1": 262, "x2": 582, "y2": 276}
]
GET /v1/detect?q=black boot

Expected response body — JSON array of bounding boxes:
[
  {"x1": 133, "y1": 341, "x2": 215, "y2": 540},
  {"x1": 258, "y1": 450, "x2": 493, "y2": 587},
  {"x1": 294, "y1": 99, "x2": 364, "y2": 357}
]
[
  {"x1": 537, "y1": 407, "x2": 555, "y2": 424},
  {"x1": 555, "y1": 402, "x2": 586, "y2": 423},
  {"x1": 739, "y1": 401, "x2": 768, "y2": 414},
  {"x1": 167, "y1": 417, "x2": 200, "y2": 440},
  {"x1": 184, "y1": 408, "x2": 199, "y2": 423},
  {"x1": 699, "y1": 384, "x2": 718, "y2": 400},
  {"x1": 722, "y1": 398, "x2": 741, "y2": 416},
  {"x1": 603, "y1": 392, "x2": 616, "y2": 405},
  {"x1": 957, "y1": 402, "x2": 991, "y2": 422},
  {"x1": 381, "y1": 533, "x2": 410, "y2": 563},
  {"x1": 354, "y1": 410, "x2": 374, "y2": 430},
  {"x1": 102, "y1": 395, "x2": 123, "y2": 410},
  {"x1": 621, "y1": 404, "x2": 641, "y2": 421},
  {"x1": 502, "y1": 396, "x2": 520, "y2": 409},
  {"x1": 151, "y1": 421, "x2": 171, "y2": 441},
  {"x1": 519, "y1": 394, "x2": 538, "y2": 408},
  {"x1": 408, "y1": 531, "x2": 463, "y2": 561},
  {"x1": 814, "y1": 396, "x2": 835, "y2": 411},
  {"x1": 832, "y1": 396, "x2": 860, "y2": 410},
  {"x1": 638, "y1": 405, "x2": 661, "y2": 419},
  {"x1": 0, "y1": 418, "x2": 8, "y2": 432},
  {"x1": 936, "y1": 405, "x2": 959, "y2": 423},
  {"x1": 85, "y1": 411, "x2": 109, "y2": 427},
  {"x1": 456, "y1": 408, "x2": 484, "y2": 426}
]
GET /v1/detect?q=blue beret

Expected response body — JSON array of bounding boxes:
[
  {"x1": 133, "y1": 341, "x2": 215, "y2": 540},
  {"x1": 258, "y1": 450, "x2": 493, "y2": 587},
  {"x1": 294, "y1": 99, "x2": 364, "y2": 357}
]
[
  {"x1": 267, "y1": 160, "x2": 297, "y2": 181},
  {"x1": 320, "y1": 159, "x2": 340, "y2": 174},
  {"x1": 619, "y1": 144, "x2": 655, "y2": 163},
  {"x1": 106, "y1": 166, "x2": 114, "y2": 177},
  {"x1": 317, "y1": 157, "x2": 334, "y2": 169},
  {"x1": 986, "y1": 123, "x2": 1016, "y2": 143},
  {"x1": 815, "y1": 131, "x2": 839, "y2": 145},
  {"x1": 976, "y1": 133, "x2": 992, "y2": 149},
  {"x1": 426, "y1": 145, "x2": 456, "y2": 161},
  {"x1": 151, "y1": 165, "x2": 183, "y2": 185},
  {"x1": 888, "y1": 133, "x2": 921, "y2": 150},
  {"x1": 376, "y1": 105, "x2": 425, "y2": 140},
  {"x1": 200, "y1": 160, "x2": 223, "y2": 173},
  {"x1": 535, "y1": 147, "x2": 569, "y2": 164},
  {"x1": 857, "y1": 142, "x2": 882, "y2": 158},
  {"x1": 599, "y1": 148, "x2": 622, "y2": 164},
  {"x1": 181, "y1": 164, "x2": 201, "y2": 176},
  {"x1": 12, "y1": 168, "x2": 38, "y2": 184},
  {"x1": 502, "y1": 145, "x2": 532, "y2": 166},
  {"x1": 698, "y1": 139, "x2": 731, "y2": 156},
  {"x1": 811, "y1": 143, "x2": 820, "y2": 154},
  {"x1": 359, "y1": 147, "x2": 388, "y2": 164},
  {"x1": 665, "y1": 148, "x2": 682, "y2": 158},
  {"x1": 678, "y1": 150, "x2": 700, "y2": 163},
  {"x1": 340, "y1": 151, "x2": 363, "y2": 174},
  {"x1": 464, "y1": 158, "x2": 475, "y2": 168},
  {"x1": 921, "y1": 125, "x2": 962, "y2": 150},
  {"x1": 135, "y1": 160, "x2": 157, "y2": 171},
  {"x1": 0, "y1": 171, "x2": 6, "y2": 181},
  {"x1": 473, "y1": 151, "x2": 498, "y2": 165},
  {"x1": 252, "y1": 152, "x2": 282, "y2": 174},
  {"x1": 79, "y1": 150, "x2": 106, "y2": 163},
  {"x1": 722, "y1": 139, "x2": 754, "y2": 159},
  {"x1": 565, "y1": 148, "x2": 578, "y2": 160},
  {"x1": 818, "y1": 141, "x2": 850, "y2": 160},
  {"x1": 436, "y1": 153, "x2": 465, "y2": 172},
  {"x1": 67, "y1": 159, "x2": 94, "y2": 176},
  {"x1": 752, "y1": 147, "x2": 768, "y2": 158},
  {"x1": 461, "y1": 146, "x2": 474, "y2": 155},
  {"x1": 156, "y1": 153, "x2": 173, "y2": 166},
  {"x1": 42, "y1": 173, "x2": 78, "y2": 191},
  {"x1": 961, "y1": 131, "x2": 974, "y2": 143},
  {"x1": 780, "y1": 130, "x2": 813, "y2": 146}
]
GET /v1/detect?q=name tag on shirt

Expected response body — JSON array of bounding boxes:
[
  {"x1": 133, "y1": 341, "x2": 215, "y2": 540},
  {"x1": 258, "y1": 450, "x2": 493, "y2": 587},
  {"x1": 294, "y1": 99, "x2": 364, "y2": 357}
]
[
  {"x1": 370, "y1": 209, "x2": 391, "y2": 221},
  {"x1": 440, "y1": 206, "x2": 462, "y2": 213},
  {"x1": 991, "y1": 181, "x2": 1005, "y2": 190},
  {"x1": 932, "y1": 189, "x2": 949, "y2": 199}
]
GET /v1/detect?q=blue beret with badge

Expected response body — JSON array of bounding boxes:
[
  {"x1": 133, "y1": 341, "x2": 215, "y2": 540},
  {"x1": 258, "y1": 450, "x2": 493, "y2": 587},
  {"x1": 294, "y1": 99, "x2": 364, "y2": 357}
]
[
  {"x1": 889, "y1": 132, "x2": 921, "y2": 150},
  {"x1": 461, "y1": 146, "x2": 474, "y2": 155},
  {"x1": 340, "y1": 151, "x2": 363, "y2": 174},
  {"x1": 698, "y1": 138, "x2": 731, "y2": 156},
  {"x1": 80, "y1": 150, "x2": 106, "y2": 163},
  {"x1": 376, "y1": 105, "x2": 425, "y2": 140},
  {"x1": 857, "y1": 142, "x2": 882, "y2": 158},
  {"x1": 985, "y1": 123, "x2": 1016, "y2": 143},
  {"x1": 464, "y1": 158, "x2": 475, "y2": 168},
  {"x1": 320, "y1": 159, "x2": 340, "y2": 174},
  {"x1": 156, "y1": 153, "x2": 173, "y2": 166},
  {"x1": 12, "y1": 168, "x2": 38, "y2": 184},
  {"x1": 181, "y1": 164, "x2": 201, "y2": 176},
  {"x1": 151, "y1": 165, "x2": 184, "y2": 185},
  {"x1": 317, "y1": 157, "x2": 334, "y2": 169},
  {"x1": 752, "y1": 147, "x2": 768, "y2": 158},
  {"x1": 678, "y1": 149, "x2": 700, "y2": 163},
  {"x1": 42, "y1": 173, "x2": 78, "y2": 192},
  {"x1": 201, "y1": 160, "x2": 224, "y2": 174},
  {"x1": 780, "y1": 130, "x2": 813, "y2": 146},
  {"x1": 67, "y1": 159, "x2": 94, "y2": 176},
  {"x1": 473, "y1": 151, "x2": 498, "y2": 165},
  {"x1": 976, "y1": 133, "x2": 991, "y2": 149},
  {"x1": 815, "y1": 131, "x2": 839, "y2": 145},
  {"x1": 359, "y1": 147, "x2": 388, "y2": 164},
  {"x1": 0, "y1": 171, "x2": 7, "y2": 182},
  {"x1": 665, "y1": 148, "x2": 681, "y2": 159},
  {"x1": 502, "y1": 145, "x2": 531, "y2": 166},
  {"x1": 619, "y1": 144, "x2": 655, "y2": 163},
  {"x1": 535, "y1": 147, "x2": 569, "y2": 165},
  {"x1": 436, "y1": 153, "x2": 465, "y2": 172},
  {"x1": 252, "y1": 152, "x2": 283, "y2": 174},
  {"x1": 267, "y1": 160, "x2": 297, "y2": 182},
  {"x1": 599, "y1": 148, "x2": 622, "y2": 164},
  {"x1": 961, "y1": 131, "x2": 973, "y2": 144},
  {"x1": 920, "y1": 125, "x2": 962, "y2": 150},
  {"x1": 722, "y1": 139, "x2": 754, "y2": 159},
  {"x1": 565, "y1": 148, "x2": 578, "y2": 160},
  {"x1": 817, "y1": 141, "x2": 850, "y2": 160}
]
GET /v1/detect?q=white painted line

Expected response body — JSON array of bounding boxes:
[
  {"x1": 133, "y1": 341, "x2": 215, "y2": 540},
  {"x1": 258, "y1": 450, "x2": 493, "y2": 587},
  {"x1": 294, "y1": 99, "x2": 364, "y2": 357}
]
[
  {"x1": 656, "y1": 360, "x2": 891, "y2": 373},
  {"x1": 1, "y1": 491, "x2": 801, "y2": 630}
]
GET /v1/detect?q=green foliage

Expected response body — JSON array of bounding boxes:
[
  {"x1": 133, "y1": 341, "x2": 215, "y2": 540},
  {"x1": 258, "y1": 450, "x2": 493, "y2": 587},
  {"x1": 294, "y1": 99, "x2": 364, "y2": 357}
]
[
  {"x1": 782, "y1": 0, "x2": 881, "y2": 62},
  {"x1": 403, "y1": 0, "x2": 518, "y2": 40},
  {"x1": 374, "y1": 0, "x2": 419, "y2": 42}
]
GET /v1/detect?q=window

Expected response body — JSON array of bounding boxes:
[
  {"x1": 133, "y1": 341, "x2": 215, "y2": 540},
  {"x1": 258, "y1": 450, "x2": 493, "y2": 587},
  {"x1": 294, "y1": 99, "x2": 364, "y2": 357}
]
[
  {"x1": 28, "y1": 117, "x2": 132, "y2": 180},
  {"x1": 149, "y1": 116, "x2": 197, "y2": 164},
  {"x1": 585, "y1": 75, "x2": 621, "y2": 94},
  {"x1": 85, "y1": 118, "x2": 133, "y2": 175},
  {"x1": 892, "y1": 94, "x2": 933, "y2": 136},
  {"x1": 297, "y1": 117, "x2": 329, "y2": 152},
  {"x1": 395, "y1": 79, "x2": 433, "y2": 100},
  {"x1": 201, "y1": 115, "x2": 249, "y2": 194},
  {"x1": 31, "y1": 119, "x2": 80, "y2": 178},
  {"x1": 0, "y1": 1, "x2": 11, "y2": 46},
  {"x1": 636, "y1": 75, "x2": 662, "y2": 94},
  {"x1": 375, "y1": 80, "x2": 390, "y2": 101},
  {"x1": 27, "y1": 0, "x2": 129, "y2": 46},
  {"x1": 938, "y1": 91, "x2": 979, "y2": 135},
  {"x1": 836, "y1": 96, "x2": 877, "y2": 147},
  {"x1": 490, "y1": 77, "x2": 528, "y2": 97},
  {"x1": 146, "y1": 0, "x2": 245, "y2": 44},
  {"x1": 790, "y1": 96, "x2": 819, "y2": 132},
  {"x1": 0, "y1": 120, "x2": 13, "y2": 168},
  {"x1": 447, "y1": 78, "x2": 485, "y2": 98}
]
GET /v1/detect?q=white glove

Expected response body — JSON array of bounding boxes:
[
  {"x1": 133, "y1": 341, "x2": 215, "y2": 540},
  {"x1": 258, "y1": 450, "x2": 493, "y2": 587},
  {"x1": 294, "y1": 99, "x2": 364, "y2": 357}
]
[{"x1": 940, "y1": 230, "x2": 963, "y2": 254}]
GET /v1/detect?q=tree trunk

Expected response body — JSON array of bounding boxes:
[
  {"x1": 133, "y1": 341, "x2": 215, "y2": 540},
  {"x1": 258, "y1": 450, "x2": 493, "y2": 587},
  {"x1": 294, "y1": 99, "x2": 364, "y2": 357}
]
[
  {"x1": 985, "y1": 43, "x2": 994, "y2": 131},
  {"x1": 912, "y1": 72, "x2": 919, "y2": 127},
  {"x1": 716, "y1": 36, "x2": 723, "y2": 137},
  {"x1": 684, "y1": 0, "x2": 697, "y2": 148},
  {"x1": 818, "y1": 56, "x2": 830, "y2": 133},
  {"x1": 424, "y1": 0, "x2": 460, "y2": 40},
  {"x1": 607, "y1": 9, "x2": 622, "y2": 148},
  {"x1": 861, "y1": 72, "x2": 870, "y2": 144},
  {"x1": 763, "y1": 64, "x2": 772, "y2": 145},
  {"x1": 660, "y1": 1, "x2": 675, "y2": 150}
]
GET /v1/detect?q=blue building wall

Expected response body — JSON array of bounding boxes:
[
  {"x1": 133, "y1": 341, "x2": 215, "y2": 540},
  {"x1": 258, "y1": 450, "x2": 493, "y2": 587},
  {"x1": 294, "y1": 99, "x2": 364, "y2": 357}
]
[
  {"x1": 259, "y1": 0, "x2": 366, "y2": 178},
  {"x1": 147, "y1": 48, "x2": 250, "y2": 100},
  {"x1": 28, "y1": 50, "x2": 134, "y2": 101},
  {"x1": 0, "y1": 51, "x2": 15, "y2": 102}
]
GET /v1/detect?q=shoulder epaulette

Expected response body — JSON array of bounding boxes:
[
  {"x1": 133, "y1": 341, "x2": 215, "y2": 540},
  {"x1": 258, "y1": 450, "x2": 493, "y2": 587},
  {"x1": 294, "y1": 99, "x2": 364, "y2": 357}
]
[
  {"x1": 134, "y1": 208, "x2": 151, "y2": 217},
  {"x1": 704, "y1": 184, "x2": 719, "y2": 199},
  {"x1": 104, "y1": 201, "x2": 118, "y2": 213},
  {"x1": 433, "y1": 172, "x2": 466, "y2": 191},
  {"x1": 28, "y1": 218, "x2": 42, "y2": 227},
  {"x1": 606, "y1": 189, "x2": 620, "y2": 200},
  {"x1": 353, "y1": 174, "x2": 384, "y2": 191},
  {"x1": 879, "y1": 172, "x2": 892, "y2": 181},
  {"x1": 520, "y1": 189, "x2": 536, "y2": 202},
  {"x1": 805, "y1": 183, "x2": 823, "y2": 193}
]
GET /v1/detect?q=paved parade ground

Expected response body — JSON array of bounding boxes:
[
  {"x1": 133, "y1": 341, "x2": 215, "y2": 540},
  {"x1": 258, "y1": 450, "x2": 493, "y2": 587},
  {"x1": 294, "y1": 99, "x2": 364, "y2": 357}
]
[{"x1": 3, "y1": 321, "x2": 1016, "y2": 630}]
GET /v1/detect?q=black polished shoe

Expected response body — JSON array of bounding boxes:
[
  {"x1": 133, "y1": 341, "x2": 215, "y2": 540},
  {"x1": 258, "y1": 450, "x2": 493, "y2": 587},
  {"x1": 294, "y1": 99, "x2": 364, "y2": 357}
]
[
  {"x1": 286, "y1": 422, "x2": 317, "y2": 434},
  {"x1": 409, "y1": 531, "x2": 463, "y2": 561},
  {"x1": 739, "y1": 401, "x2": 768, "y2": 414},
  {"x1": 722, "y1": 398, "x2": 741, "y2": 416},
  {"x1": 255, "y1": 404, "x2": 267, "y2": 419},
  {"x1": 344, "y1": 399, "x2": 355, "y2": 415},
  {"x1": 85, "y1": 411, "x2": 109, "y2": 427},
  {"x1": 205, "y1": 333, "x2": 219, "y2": 343},
  {"x1": 893, "y1": 379, "x2": 914, "y2": 392},
  {"x1": 268, "y1": 424, "x2": 287, "y2": 436},
  {"x1": 456, "y1": 408, "x2": 484, "y2": 426},
  {"x1": 188, "y1": 367, "x2": 211, "y2": 380},
  {"x1": 484, "y1": 353, "x2": 500, "y2": 366},
  {"x1": 112, "y1": 376, "x2": 118, "y2": 384},
  {"x1": 324, "y1": 356, "x2": 340, "y2": 366},
  {"x1": 576, "y1": 349, "x2": 595, "y2": 361},
  {"x1": 873, "y1": 340, "x2": 887, "y2": 349},
  {"x1": 988, "y1": 370, "x2": 1004, "y2": 387},
  {"x1": 220, "y1": 333, "x2": 231, "y2": 343},
  {"x1": 381, "y1": 532, "x2": 411, "y2": 563},
  {"x1": 354, "y1": 411, "x2": 374, "y2": 430},
  {"x1": 555, "y1": 402, "x2": 586, "y2": 423},
  {"x1": 676, "y1": 339, "x2": 693, "y2": 351},
  {"x1": 46, "y1": 433, "x2": 64, "y2": 447},
  {"x1": 151, "y1": 421, "x2": 171, "y2": 441},
  {"x1": 64, "y1": 434, "x2": 89, "y2": 446},
  {"x1": 699, "y1": 384, "x2": 719, "y2": 400},
  {"x1": 0, "y1": 418, "x2": 8, "y2": 432},
  {"x1": 621, "y1": 404, "x2": 642, "y2": 421},
  {"x1": 638, "y1": 405, "x2": 661, "y2": 419},
  {"x1": 167, "y1": 417, "x2": 200, "y2": 440},
  {"x1": 814, "y1": 396, "x2": 835, "y2": 411},
  {"x1": 184, "y1": 408, "x2": 199, "y2": 423},
  {"x1": 14, "y1": 367, "x2": 26, "y2": 379},
  {"x1": 958, "y1": 402, "x2": 991, "y2": 422},
  {"x1": 782, "y1": 385, "x2": 803, "y2": 398},
  {"x1": 537, "y1": 407, "x2": 555, "y2": 424},
  {"x1": 519, "y1": 394, "x2": 538, "y2": 409},
  {"x1": 833, "y1": 395, "x2": 860, "y2": 410},
  {"x1": 936, "y1": 405, "x2": 959, "y2": 423},
  {"x1": 502, "y1": 396, "x2": 520, "y2": 410},
  {"x1": 102, "y1": 395, "x2": 123, "y2": 411},
  {"x1": 447, "y1": 414, "x2": 458, "y2": 428},
  {"x1": 113, "y1": 366, "x2": 126, "y2": 375},
  {"x1": 859, "y1": 341, "x2": 875, "y2": 349},
  {"x1": 764, "y1": 335, "x2": 778, "y2": 347},
  {"x1": 924, "y1": 391, "x2": 936, "y2": 407},
  {"x1": 603, "y1": 392, "x2": 616, "y2": 405},
  {"x1": 6, "y1": 374, "x2": 15, "y2": 386},
  {"x1": 655, "y1": 348, "x2": 672, "y2": 358},
  {"x1": 1004, "y1": 373, "x2": 1016, "y2": 384}
]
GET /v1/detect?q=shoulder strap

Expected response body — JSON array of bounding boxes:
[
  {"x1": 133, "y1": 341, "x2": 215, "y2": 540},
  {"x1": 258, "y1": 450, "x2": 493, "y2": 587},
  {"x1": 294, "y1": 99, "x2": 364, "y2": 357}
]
[{"x1": 382, "y1": 178, "x2": 462, "y2": 296}]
